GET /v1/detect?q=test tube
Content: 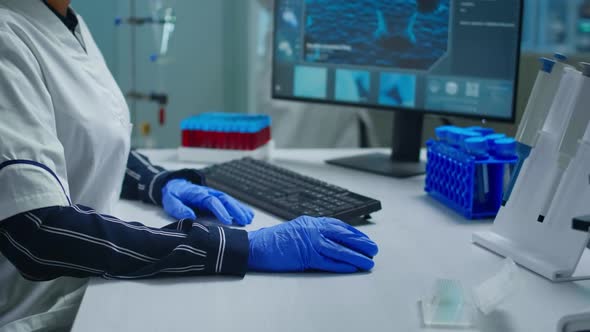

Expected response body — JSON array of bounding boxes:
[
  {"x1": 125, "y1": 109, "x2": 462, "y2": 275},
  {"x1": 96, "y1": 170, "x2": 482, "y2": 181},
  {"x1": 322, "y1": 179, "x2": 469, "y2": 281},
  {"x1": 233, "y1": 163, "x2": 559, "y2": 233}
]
[
  {"x1": 538, "y1": 63, "x2": 590, "y2": 222},
  {"x1": 465, "y1": 137, "x2": 490, "y2": 205},
  {"x1": 491, "y1": 138, "x2": 518, "y2": 196}
]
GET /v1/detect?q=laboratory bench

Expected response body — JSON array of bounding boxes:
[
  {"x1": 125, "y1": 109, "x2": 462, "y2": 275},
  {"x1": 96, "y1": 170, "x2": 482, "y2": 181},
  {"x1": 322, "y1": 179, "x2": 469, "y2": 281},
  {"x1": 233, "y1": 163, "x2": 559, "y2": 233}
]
[{"x1": 71, "y1": 149, "x2": 590, "y2": 332}]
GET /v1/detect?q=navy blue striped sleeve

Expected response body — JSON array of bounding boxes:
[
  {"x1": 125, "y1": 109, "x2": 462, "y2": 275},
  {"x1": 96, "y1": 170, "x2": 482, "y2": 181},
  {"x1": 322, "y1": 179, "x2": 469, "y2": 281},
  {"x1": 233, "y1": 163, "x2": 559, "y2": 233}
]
[
  {"x1": 0, "y1": 205, "x2": 248, "y2": 280},
  {"x1": 122, "y1": 150, "x2": 205, "y2": 205}
]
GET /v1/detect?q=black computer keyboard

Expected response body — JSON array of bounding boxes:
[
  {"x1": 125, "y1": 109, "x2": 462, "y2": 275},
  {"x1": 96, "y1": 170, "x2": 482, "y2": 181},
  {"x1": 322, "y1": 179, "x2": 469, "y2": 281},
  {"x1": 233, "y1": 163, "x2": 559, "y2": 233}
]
[{"x1": 200, "y1": 158, "x2": 382, "y2": 225}]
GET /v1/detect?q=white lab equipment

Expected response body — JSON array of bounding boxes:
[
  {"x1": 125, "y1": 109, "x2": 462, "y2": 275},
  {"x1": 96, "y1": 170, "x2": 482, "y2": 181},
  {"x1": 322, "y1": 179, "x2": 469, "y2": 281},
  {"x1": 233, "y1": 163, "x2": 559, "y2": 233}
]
[
  {"x1": 0, "y1": 0, "x2": 131, "y2": 328},
  {"x1": 148, "y1": 0, "x2": 176, "y2": 63},
  {"x1": 520, "y1": 53, "x2": 572, "y2": 146},
  {"x1": 558, "y1": 310, "x2": 590, "y2": 332},
  {"x1": 541, "y1": 63, "x2": 590, "y2": 225},
  {"x1": 421, "y1": 279, "x2": 473, "y2": 328},
  {"x1": 505, "y1": 67, "x2": 582, "y2": 210},
  {"x1": 532, "y1": 66, "x2": 583, "y2": 220},
  {"x1": 473, "y1": 65, "x2": 590, "y2": 282},
  {"x1": 115, "y1": 0, "x2": 176, "y2": 147},
  {"x1": 420, "y1": 258, "x2": 520, "y2": 328},
  {"x1": 515, "y1": 58, "x2": 562, "y2": 148},
  {"x1": 503, "y1": 56, "x2": 570, "y2": 204}
]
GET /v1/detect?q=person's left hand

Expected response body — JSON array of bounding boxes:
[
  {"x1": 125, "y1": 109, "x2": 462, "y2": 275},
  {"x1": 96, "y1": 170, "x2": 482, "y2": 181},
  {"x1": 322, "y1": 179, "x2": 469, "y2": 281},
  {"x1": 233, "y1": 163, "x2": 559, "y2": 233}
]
[
  {"x1": 247, "y1": 216, "x2": 378, "y2": 273},
  {"x1": 162, "y1": 179, "x2": 254, "y2": 226}
]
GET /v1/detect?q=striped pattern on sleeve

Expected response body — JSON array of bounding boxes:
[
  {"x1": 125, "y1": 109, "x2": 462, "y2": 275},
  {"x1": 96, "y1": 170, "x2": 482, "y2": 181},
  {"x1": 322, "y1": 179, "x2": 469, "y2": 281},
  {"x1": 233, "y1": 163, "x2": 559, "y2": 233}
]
[
  {"x1": 121, "y1": 150, "x2": 205, "y2": 206},
  {"x1": 0, "y1": 205, "x2": 248, "y2": 280}
]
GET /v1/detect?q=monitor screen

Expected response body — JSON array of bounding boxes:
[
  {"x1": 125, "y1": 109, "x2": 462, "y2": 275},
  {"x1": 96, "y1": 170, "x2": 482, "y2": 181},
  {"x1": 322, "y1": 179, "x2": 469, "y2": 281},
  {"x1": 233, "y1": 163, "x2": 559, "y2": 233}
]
[{"x1": 272, "y1": 0, "x2": 523, "y2": 121}]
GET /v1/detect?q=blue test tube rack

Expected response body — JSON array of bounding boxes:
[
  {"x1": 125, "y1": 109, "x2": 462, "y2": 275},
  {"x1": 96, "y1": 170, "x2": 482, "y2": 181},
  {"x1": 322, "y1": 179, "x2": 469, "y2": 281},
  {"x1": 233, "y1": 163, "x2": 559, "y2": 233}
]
[{"x1": 425, "y1": 127, "x2": 518, "y2": 219}]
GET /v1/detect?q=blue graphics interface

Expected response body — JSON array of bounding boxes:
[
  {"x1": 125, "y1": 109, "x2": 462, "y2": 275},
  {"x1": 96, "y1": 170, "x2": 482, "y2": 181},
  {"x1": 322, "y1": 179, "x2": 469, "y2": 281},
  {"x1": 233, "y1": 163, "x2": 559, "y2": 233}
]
[{"x1": 272, "y1": 0, "x2": 522, "y2": 120}]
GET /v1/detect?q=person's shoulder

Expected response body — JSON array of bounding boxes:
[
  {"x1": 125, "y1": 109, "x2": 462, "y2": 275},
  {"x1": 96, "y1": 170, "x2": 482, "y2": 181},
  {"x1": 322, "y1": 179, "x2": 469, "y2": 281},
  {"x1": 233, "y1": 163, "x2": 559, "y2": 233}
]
[
  {"x1": 0, "y1": 9, "x2": 38, "y2": 60},
  {"x1": 0, "y1": 6, "x2": 29, "y2": 34}
]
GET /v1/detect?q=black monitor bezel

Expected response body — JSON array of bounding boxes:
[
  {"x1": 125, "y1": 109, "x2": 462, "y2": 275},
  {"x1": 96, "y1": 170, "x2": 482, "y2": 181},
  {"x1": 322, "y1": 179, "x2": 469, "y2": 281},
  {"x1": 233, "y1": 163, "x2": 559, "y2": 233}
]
[{"x1": 270, "y1": 0, "x2": 524, "y2": 124}]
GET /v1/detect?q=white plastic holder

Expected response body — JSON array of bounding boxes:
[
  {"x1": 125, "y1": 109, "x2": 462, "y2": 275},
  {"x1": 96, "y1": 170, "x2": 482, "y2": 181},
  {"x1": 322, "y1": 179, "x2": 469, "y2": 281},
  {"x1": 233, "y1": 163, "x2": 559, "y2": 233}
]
[
  {"x1": 420, "y1": 259, "x2": 521, "y2": 328},
  {"x1": 178, "y1": 140, "x2": 274, "y2": 164},
  {"x1": 473, "y1": 131, "x2": 590, "y2": 282},
  {"x1": 557, "y1": 310, "x2": 590, "y2": 331}
]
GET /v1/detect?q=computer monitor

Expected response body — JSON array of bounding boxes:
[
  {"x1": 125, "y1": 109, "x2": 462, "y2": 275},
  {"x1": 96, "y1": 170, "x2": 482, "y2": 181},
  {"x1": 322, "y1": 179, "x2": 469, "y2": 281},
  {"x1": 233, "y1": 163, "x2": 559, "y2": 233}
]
[{"x1": 272, "y1": 0, "x2": 523, "y2": 177}]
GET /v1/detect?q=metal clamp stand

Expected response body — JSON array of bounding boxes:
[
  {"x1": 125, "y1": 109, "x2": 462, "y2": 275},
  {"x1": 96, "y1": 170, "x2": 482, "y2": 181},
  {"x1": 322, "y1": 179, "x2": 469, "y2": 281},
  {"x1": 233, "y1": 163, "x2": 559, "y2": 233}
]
[
  {"x1": 126, "y1": 92, "x2": 169, "y2": 126},
  {"x1": 473, "y1": 131, "x2": 590, "y2": 282},
  {"x1": 115, "y1": 0, "x2": 174, "y2": 132}
]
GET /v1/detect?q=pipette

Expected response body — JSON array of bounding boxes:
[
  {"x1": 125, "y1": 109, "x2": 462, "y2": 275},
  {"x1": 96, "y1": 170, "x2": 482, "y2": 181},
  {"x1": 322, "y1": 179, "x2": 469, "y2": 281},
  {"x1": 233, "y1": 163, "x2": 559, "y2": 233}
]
[
  {"x1": 506, "y1": 66, "x2": 583, "y2": 211},
  {"x1": 539, "y1": 63, "x2": 590, "y2": 223},
  {"x1": 556, "y1": 63, "x2": 590, "y2": 164},
  {"x1": 503, "y1": 57, "x2": 565, "y2": 205}
]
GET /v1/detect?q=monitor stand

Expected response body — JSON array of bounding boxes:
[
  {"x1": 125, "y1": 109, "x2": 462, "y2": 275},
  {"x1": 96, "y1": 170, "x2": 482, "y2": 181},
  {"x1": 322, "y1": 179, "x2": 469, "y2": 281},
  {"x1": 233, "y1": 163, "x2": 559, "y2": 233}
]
[{"x1": 326, "y1": 112, "x2": 426, "y2": 178}]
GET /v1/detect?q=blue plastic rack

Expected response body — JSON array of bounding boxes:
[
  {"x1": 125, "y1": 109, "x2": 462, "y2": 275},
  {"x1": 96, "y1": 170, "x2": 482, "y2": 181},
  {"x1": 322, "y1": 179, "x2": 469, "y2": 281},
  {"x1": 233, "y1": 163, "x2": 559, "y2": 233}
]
[{"x1": 425, "y1": 127, "x2": 518, "y2": 219}]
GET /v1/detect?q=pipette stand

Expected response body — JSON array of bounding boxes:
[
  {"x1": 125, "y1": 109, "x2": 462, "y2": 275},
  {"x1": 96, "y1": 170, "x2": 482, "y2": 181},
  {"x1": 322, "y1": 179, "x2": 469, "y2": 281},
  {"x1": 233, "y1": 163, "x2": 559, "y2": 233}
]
[{"x1": 473, "y1": 130, "x2": 590, "y2": 282}]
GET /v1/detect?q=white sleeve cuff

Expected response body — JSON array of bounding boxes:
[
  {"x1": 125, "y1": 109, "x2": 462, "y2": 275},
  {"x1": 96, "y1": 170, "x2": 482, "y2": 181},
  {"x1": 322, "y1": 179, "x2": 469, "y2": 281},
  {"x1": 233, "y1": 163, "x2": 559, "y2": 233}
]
[{"x1": 0, "y1": 163, "x2": 70, "y2": 221}]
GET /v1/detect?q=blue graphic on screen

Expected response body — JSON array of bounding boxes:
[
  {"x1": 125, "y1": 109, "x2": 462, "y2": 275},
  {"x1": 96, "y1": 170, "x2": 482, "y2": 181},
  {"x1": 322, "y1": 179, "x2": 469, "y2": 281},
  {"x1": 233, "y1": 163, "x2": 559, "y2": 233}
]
[
  {"x1": 275, "y1": 2, "x2": 304, "y2": 62},
  {"x1": 304, "y1": 0, "x2": 449, "y2": 70},
  {"x1": 379, "y1": 73, "x2": 416, "y2": 107},
  {"x1": 294, "y1": 66, "x2": 328, "y2": 99},
  {"x1": 335, "y1": 70, "x2": 370, "y2": 102}
]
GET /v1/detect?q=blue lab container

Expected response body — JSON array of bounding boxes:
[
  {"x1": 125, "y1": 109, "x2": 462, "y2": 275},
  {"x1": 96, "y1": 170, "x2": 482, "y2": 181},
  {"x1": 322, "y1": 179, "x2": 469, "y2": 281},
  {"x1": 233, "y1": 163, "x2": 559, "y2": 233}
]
[
  {"x1": 425, "y1": 127, "x2": 518, "y2": 219},
  {"x1": 465, "y1": 126, "x2": 495, "y2": 136},
  {"x1": 435, "y1": 126, "x2": 456, "y2": 142},
  {"x1": 484, "y1": 134, "x2": 507, "y2": 151},
  {"x1": 446, "y1": 127, "x2": 465, "y2": 148},
  {"x1": 180, "y1": 112, "x2": 271, "y2": 133},
  {"x1": 458, "y1": 130, "x2": 482, "y2": 149}
]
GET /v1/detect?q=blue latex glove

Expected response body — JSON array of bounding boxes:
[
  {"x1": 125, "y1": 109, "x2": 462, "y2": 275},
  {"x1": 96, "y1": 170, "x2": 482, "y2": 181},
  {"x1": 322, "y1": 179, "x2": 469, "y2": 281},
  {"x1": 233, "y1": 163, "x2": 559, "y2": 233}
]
[
  {"x1": 162, "y1": 179, "x2": 254, "y2": 226},
  {"x1": 248, "y1": 216, "x2": 378, "y2": 273}
]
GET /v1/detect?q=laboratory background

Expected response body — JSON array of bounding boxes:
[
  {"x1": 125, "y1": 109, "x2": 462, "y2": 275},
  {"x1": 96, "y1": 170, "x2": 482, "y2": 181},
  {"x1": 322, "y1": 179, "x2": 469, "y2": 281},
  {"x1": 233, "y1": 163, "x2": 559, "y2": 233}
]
[
  {"x1": 12, "y1": 0, "x2": 590, "y2": 331},
  {"x1": 73, "y1": 0, "x2": 588, "y2": 150}
]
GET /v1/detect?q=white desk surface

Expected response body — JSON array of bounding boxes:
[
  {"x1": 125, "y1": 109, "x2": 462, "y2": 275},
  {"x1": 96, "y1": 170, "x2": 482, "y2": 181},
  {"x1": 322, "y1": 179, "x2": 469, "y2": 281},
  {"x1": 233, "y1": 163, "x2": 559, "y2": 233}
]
[{"x1": 72, "y1": 149, "x2": 590, "y2": 332}]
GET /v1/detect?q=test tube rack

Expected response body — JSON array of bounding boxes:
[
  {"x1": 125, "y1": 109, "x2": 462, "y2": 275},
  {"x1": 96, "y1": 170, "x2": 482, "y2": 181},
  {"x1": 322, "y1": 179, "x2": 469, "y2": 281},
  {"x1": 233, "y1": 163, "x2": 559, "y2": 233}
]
[
  {"x1": 178, "y1": 112, "x2": 273, "y2": 164},
  {"x1": 425, "y1": 136, "x2": 517, "y2": 219}
]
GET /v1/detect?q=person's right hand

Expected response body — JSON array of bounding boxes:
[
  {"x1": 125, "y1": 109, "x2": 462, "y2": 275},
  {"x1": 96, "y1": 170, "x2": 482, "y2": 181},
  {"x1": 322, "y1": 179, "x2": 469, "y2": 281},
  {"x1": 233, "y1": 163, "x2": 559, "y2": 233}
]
[{"x1": 247, "y1": 216, "x2": 378, "y2": 273}]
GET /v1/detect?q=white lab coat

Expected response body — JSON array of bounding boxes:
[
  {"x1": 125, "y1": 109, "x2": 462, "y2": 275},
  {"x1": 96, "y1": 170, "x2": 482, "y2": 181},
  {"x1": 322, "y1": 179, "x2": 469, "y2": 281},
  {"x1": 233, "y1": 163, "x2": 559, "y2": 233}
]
[{"x1": 0, "y1": 0, "x2": 131, "y2": 330}]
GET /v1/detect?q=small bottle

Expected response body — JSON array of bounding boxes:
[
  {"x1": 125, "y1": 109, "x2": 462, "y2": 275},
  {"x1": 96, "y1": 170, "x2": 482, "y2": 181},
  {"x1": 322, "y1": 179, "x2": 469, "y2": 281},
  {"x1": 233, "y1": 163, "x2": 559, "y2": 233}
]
[{"x1": 465, "y1": 137, "x2": 491, "y2": 205}]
